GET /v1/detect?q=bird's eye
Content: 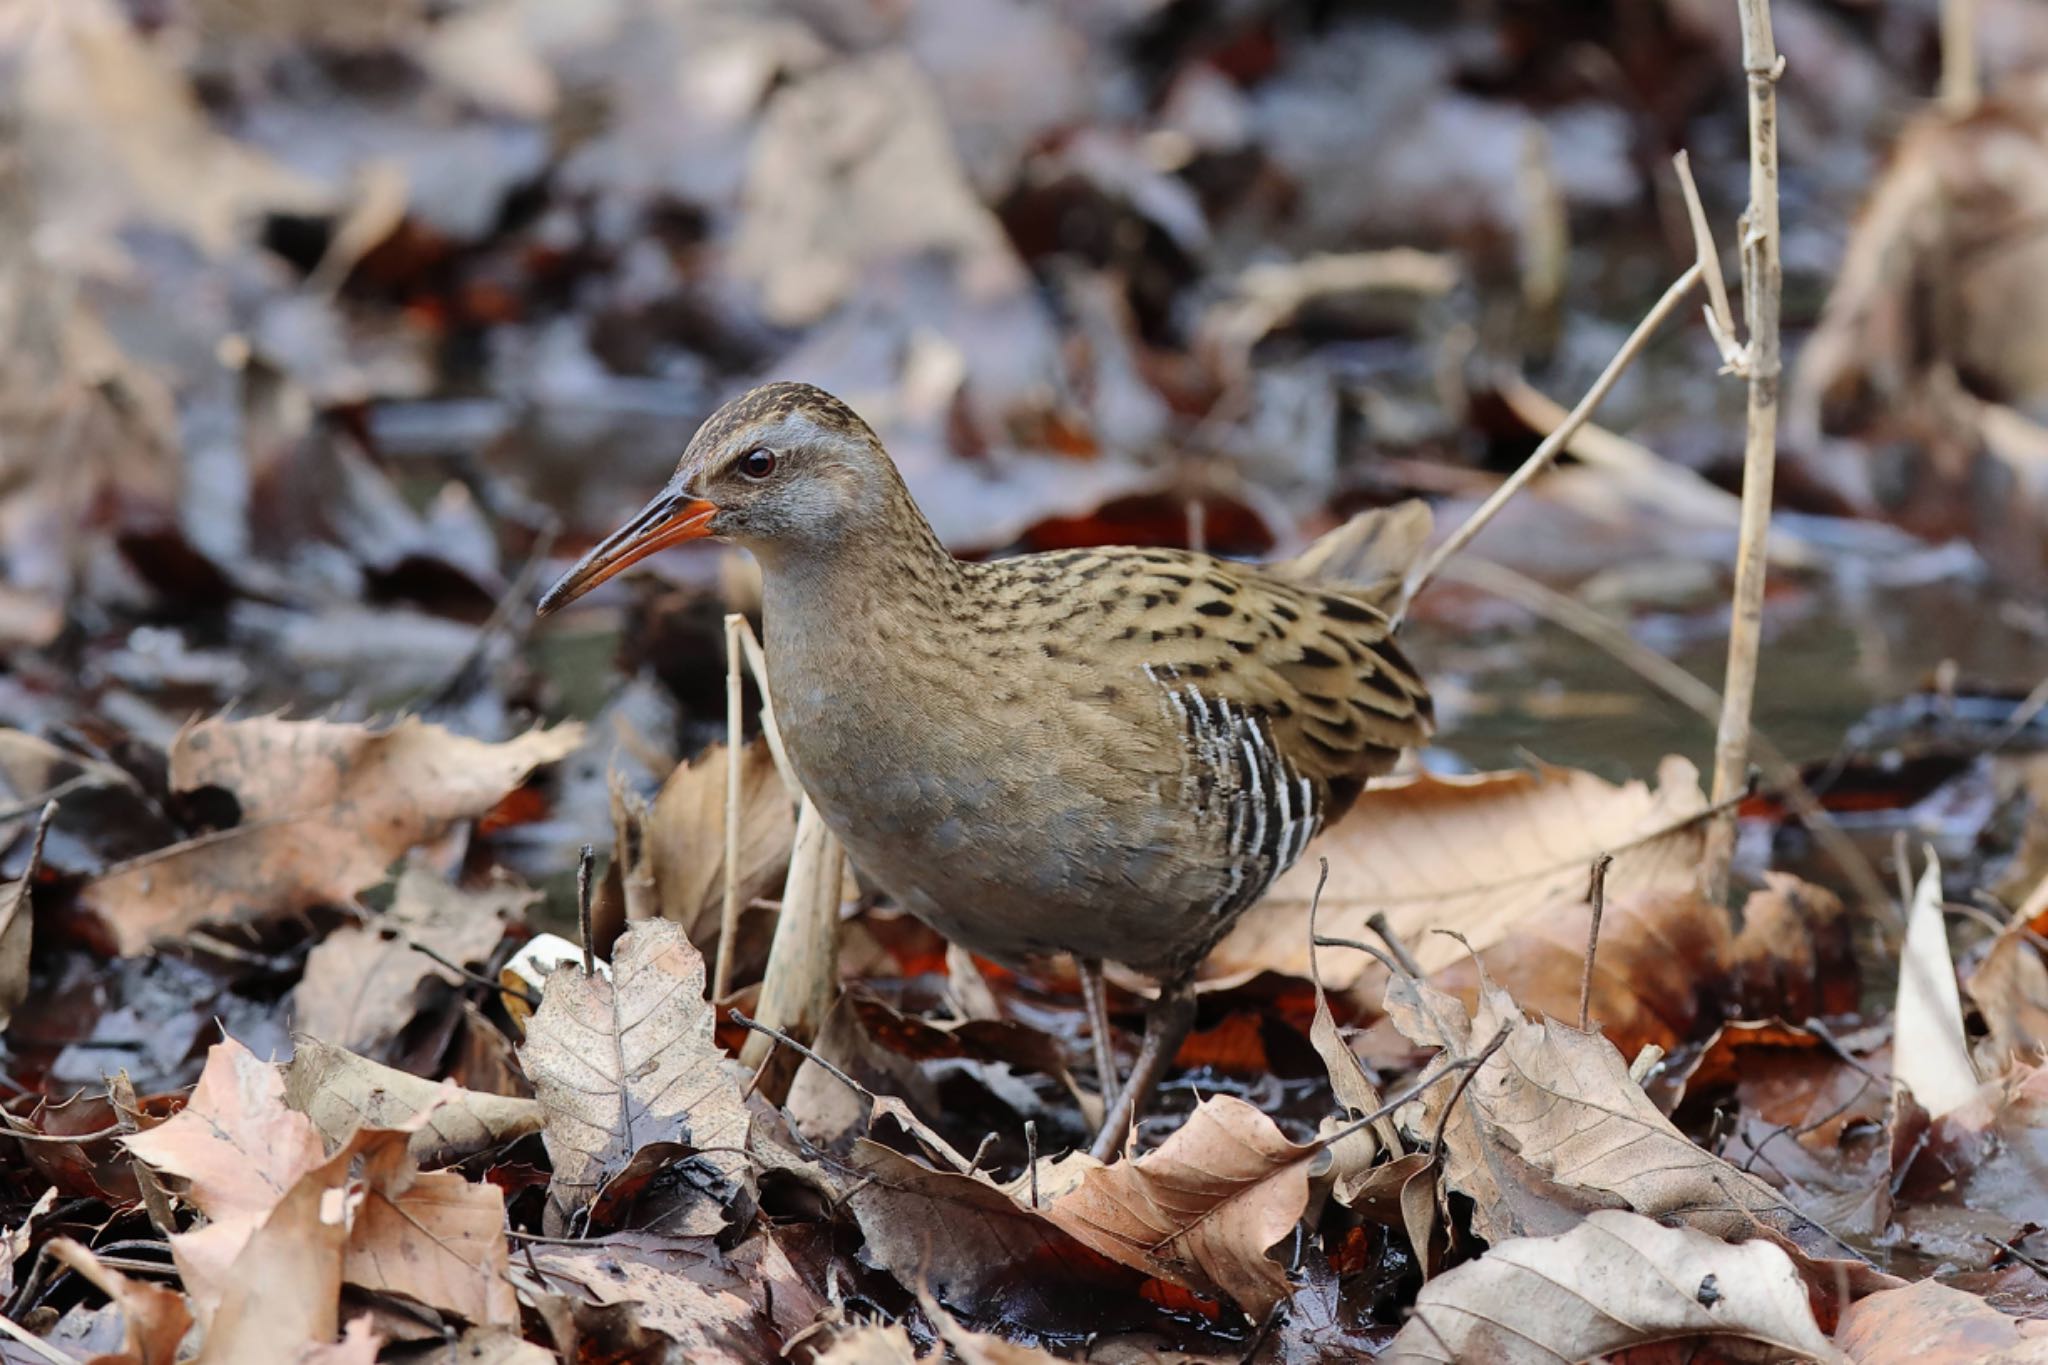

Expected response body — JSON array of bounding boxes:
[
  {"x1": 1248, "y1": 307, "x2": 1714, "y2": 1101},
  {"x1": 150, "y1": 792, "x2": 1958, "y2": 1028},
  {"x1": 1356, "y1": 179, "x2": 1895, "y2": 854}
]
[{"x1": 738, "y1": 448, "x2": 777, "y2": 480}]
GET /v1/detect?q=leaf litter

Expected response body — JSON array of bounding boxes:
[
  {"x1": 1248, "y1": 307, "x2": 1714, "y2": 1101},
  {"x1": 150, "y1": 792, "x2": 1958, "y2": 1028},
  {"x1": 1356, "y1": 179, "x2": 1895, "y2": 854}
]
[{"x1": 4, "y1": 1, "x2": 2048, "y2": 1361}]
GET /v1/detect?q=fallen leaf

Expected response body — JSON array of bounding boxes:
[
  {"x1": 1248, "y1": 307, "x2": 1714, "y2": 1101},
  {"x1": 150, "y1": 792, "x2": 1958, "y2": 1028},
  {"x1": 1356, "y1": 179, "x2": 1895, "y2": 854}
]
[
  {"x1": 1211, "y1": 757, "x2": 1708, "y2": 990},
  {"x1": 844, "y1": 1140, "x2": 1135, "y2": 1320},
  {"x1": 0, "y1": 800, "x2": 54, "y2": 1031},
  {"x1": 1896, "y1": 853, "x2": 1979, "y2": 1118},
  {"x1": 123, "y1": 1036, "x2": 328, "y2": 1231},
  {"x1": 1043, "y1": 1095, "x2": 1314, "y2": 1317},
  {"x1": 282, "y1": 1036, "x2": 542, "y2": 1167},
  {"x1": 343, "y1": 1125, "x2": 517, "y2": 1326},
  {"x1": 1386, "y1": 1210, "x2": 1841, "y2": 1363},
  {"x1": 79, "y1": 715, "x2": 581, "y2": 954},
  {"x1": 634, "y1": 736, "x2": 794, "y2": 943},
  {"x1": 1968, "y1": 928, "x2": 2048, "y2": 1070},
  {"x1": 1892, "y1": 1061, "x2": 2048, "y2": 1271},
  {"x1": 1385, "y1": 966, "x2": 1885, "y2": 1286},
  {"x1": 515, "y1": 1232, "x2": 785, "y2": 1363},
  {"x1": 1834, "y1": 1278, "x2": 2048, "y2": 1363},
  {"x1": 517, "y1": 918, "x2": 751, "y2": 1234},
  {"x1": 294, "y1": 863, "x2": 532, "y2": 1058},
  {"x1": 49, "y1": 1237, "x2": 193, "y2": 1365}
]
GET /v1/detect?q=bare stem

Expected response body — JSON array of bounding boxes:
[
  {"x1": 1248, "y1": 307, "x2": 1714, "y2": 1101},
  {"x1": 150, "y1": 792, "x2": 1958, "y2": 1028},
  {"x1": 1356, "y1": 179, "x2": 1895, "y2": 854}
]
[
  {"x1": 1703, "y1": 0, "x2": 1785, "y2": 904},
  {"x1": 715, "y1": 612, "x2": 747, "y2": 1002},
  {"x1": 1941, "y1": 0, "x2": 1980, "y2": 116},
  {"x1": 576, "y1": 843, "x2": 596, "y2": 977},
  {"x1": 1578, "y1": 853, "x2": 1614, "y2": 1032}
]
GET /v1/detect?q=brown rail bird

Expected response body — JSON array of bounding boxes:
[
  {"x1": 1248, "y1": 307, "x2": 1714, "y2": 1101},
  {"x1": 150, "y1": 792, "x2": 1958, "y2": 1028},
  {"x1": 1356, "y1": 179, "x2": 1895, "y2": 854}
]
[{"x1": 538, "y1": 382, "x2": 1433, "y2": 1159}]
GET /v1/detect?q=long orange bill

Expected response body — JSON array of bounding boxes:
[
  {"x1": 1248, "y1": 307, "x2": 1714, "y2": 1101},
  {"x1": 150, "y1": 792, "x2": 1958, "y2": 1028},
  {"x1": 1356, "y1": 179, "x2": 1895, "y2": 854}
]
[{"x1": 536, "y1": 487, "x2": 717, "y2": 616}]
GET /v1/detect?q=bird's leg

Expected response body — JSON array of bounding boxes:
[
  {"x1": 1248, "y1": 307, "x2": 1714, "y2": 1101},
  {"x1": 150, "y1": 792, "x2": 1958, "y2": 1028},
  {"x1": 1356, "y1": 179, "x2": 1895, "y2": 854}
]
[
  {"x1": 1076, "y1": 957, "x2": 1121, "y2": 1107},
  {"x1": 1087, "y1": 978, "x2": 1196, "y2": 1162}
]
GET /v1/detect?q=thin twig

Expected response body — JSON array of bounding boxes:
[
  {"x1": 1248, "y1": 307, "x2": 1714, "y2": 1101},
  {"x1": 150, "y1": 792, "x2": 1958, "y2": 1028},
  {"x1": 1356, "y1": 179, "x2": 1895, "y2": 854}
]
[
  {"x1": 966, "y1": 1132, "x2": 999, "y2": 1176},
  {"x1": 728, "y1": 1009, "x2": 874, "y2": 1106},
  {"x1": 1401, "y1": 260, "x2": 1703, "y2": 608},
  {"x1": 1988, "y1": 1235, "x2": 2048, "y2": 1281},
  {"x1": 1942, "y1": 0, "x2": 1980, "y2": 116},
  {"x1": 575, "y1": 843, "x2": 596, "y2": 978},
  {"x1": 1578, "y1": 853, "x2": 1614, "y2": 1032},
  {"x1": 1673, "y1": 150, "x2": 1742, "y2": 370},
  {"x1": 1703, "y1": 0, "x2": 1785, "y2": 905},
  {"x1": 0, "y1": 1312, "x2": 77, "y2": 1365},
  {"x1": 406, "y1": 939, "x2": 539, "y2": 1008},
  {"x1": 716, "y1": 612, "x2": 747, "y2": 1002},
  {"x1": 1366, "y1": 913, "x2": 1428, "y2": 981},
  {"x1": 1024, "y1": 1121, "x2": 1040, "y2": 1209},
  {"x1": 1311, "y1": 935, "x2": 1406, "y2": 980}
]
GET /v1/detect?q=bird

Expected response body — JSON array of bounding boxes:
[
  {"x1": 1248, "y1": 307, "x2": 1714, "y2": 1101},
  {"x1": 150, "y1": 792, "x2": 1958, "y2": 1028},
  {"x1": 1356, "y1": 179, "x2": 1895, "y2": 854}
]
[{"x1": 537, "y1": 382, "x2": 1433, "y2": 1160}]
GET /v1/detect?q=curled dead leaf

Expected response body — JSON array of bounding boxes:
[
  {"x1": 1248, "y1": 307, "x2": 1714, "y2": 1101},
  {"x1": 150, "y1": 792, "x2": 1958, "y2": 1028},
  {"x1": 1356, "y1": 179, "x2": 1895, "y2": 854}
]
[
  {"x1": 1834, "y1": 1278, "x2": 2048, "y2": 1363},
  {"x1": 282, "y1": 1036, "x2": 542, "y2": 1168},
  {"x1": 79, "y1": 715, "x2": 580, "y2": 954},
  {"x1": 1043, "y1": 1094, "x2": 1315, "y2": 1318},
  {"x1": 1386, "y1": 1209, "x2": 1842, "y2": 1363}
]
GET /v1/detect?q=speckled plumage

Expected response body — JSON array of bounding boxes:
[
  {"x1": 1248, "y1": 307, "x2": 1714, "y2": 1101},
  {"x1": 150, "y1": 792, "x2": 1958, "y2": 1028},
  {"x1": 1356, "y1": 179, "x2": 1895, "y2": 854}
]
[{"x1": 543, "y1": 381, "x2": 1434, "y2": 1154}]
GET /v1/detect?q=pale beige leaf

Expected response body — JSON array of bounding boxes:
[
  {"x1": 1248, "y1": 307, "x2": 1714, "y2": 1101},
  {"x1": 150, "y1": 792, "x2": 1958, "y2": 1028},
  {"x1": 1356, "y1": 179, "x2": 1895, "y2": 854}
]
[
  {"x1": 185, "y1": 1148, "x2": 349, "y2": 1355},
  {"x1": 814, "y1": 1323, "x2": 919, "y2": 1365},
  {"x1": 294, "y1": 864, "x2": 532, "y2": 1056},
  {"x1": 282, "y1": 1036, "x2": 542, "y2": 1167},
  {"x1": 1043, "y1": 1095, "x2": 1314, "y2": 1317},
  {"x1": 1211, "y1": 756, "x2": 1707, "y2": 988},
  {"x1": 639, "y1": 736, "x2": 794, "y2": 938},
  {"x1": 1896, "y1": 853, "x2": 1978, "y2": 1117},
  {"x1": 1386, "y1": 971, "x2": 1833, "y2": 1252},
  {"x1": 124, "y1": 1036, "x2": 327, "y2": 1226},
  {"x1": 517, "y1": 918, "x2": 751, "y2": 1234},
  {"x1": 80, "y1": 716, "x2": 580, "y2": 954},
  {"x1": 516, "y1": 1231, "x2": 791, "y2": 1362},
  {"x1": 344, "y1": 1127, "x2": 516, "y2": 1326},
  {"x1": 1386, "y1": 1210, "x2": 1841, "y2": 1363},
  {"x1": 1835, "y1": 1278, "x2": 2048, "y2": 1363}
]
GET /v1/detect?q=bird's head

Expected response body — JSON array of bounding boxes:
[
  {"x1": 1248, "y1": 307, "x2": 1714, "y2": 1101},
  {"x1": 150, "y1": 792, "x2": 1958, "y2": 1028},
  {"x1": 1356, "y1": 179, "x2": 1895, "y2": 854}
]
[{"x1": 536, "y1": 382, "x2": 892, "y2": 615}]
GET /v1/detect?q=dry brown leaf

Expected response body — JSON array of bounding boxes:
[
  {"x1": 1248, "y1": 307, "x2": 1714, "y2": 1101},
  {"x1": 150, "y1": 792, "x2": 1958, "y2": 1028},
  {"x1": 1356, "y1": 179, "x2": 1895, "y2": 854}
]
[
  {"x1": 814, "y1": 1323, "x2": 920, "y2": 1365},
  {"x1": 636, "y1": 736, "x2": 794, "y2": 941},
  {"x1": 442, "y1": 1327, "x2": 556, "y2": 1365},
  {"x1": 189, "y1": 1145, "x2": 349, "y2": 1361},
  {"x1": 49, "y1": 1237, "x2": 193, "y2": 1365},
  {"x1": 1968, "y1": 927, "x2": 2048, "y2": 1069},
  {"x1": 79, "y1": 715, "x2": 580, "y2": 954},
  {"x1": 1385, "y1": 968, "x2": 1871, "y2": 1270},
  {"x1": 1043, "y1": 1095, "x2": 1316, "y2": 1317},
  {"x1": 123, "y1": 1036, "x2": 327, "y2": 1230},
  {"x1": 1834, "y1": 1278, "x2": 2048, "y2": 1363},
  {"x1": 845, "y1": 1140, "x2": 1130, "y2": 1314},
  {"x1": 517, "y1": 1233, "x2": 784, "y2": 1363},
  {"x1": 1211, "y1": 757, "x2": 1708, "y2": 990},
  {"x1": 294, "y1": 864, "x2": 532, "y2": 1057},
  {"x1": 282, "y1": 1037, "x2": 542, "y2": 1168},
  {"x1": 517, "y1": 918, "x2": 751, "y2": 1234},
  {"x1": 1385, "y1": 1209, "x2": 1841, "y2": 1363},
  {"x1": 1731, "y1": 873, "x2": 1858, "y2": 1022},
  {"x1": 342, "y1": 1126, "x2": 516, "y2": 1327}
]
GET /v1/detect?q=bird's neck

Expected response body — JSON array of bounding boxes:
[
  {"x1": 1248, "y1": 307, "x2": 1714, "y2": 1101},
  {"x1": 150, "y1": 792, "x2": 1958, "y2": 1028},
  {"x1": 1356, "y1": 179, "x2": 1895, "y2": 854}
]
[{"x1": 753, "y1": 491, "x2": 965, "y2": 667}]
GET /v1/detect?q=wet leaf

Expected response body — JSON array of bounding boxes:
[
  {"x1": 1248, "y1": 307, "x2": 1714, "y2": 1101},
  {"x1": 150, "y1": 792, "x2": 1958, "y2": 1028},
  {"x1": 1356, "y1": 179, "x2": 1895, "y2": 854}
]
[
  {"x1": 517, "y1": 918, "x2": 751, "y2": 1234},
  {"x1": 514, "y1": 1232, "x2": 787, "y2": 1363},
  {"x1": 1386, "y1": 1210, "x2": 1840, "y2": 1363},
  {"x1": 1834, "y1": 1278, "x2": 2048, "y2": 1363},
  {"x1": 79, "y1": 716, "x2": 581, "y2": 954},
  {"x1": 634, "y1": 735, "x2": 794, "y2": 942}
]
